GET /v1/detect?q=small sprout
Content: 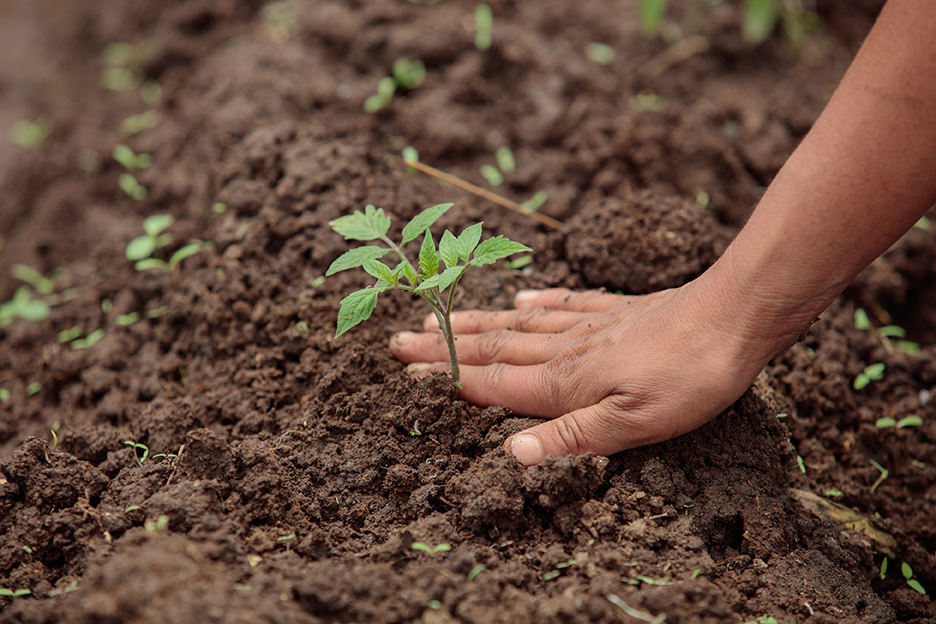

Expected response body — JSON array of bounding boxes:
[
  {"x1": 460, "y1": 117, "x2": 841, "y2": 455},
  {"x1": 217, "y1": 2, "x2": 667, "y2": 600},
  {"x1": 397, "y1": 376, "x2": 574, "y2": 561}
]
[
  {"x1": 393, "y1": 57, "x2": 426, "y2": 92},
  {"x1": 876, "y1": 415, "x2": 923, "y2": 429},
  {"x1": 691, "y1": 569, "x2": 702, "y2": 579},
  {"x1": 520, "y1": 190, "x2": 549, "y2": 212},
  {"x1": 26, "y1": 382, "x2": 41, "y2": 396},
  {"x1": 637, "y1": 0, "x2": 667, "y2": 35},
  {"x1": 915, "y1": 215, "x2": 932, "y2": 231},
  {"x1": 71, "y1": 328, "x2": 105, "y2": 350},
  {"x1": 877, "y1": 325, "x2": 905, "y2": 338},
  {"x1": 411, "y1": 542, "x2": 451, "y2": 556},
  {"x1": 507, "y1": 255, "x2": 533, "y2": 271},
  {"x1": 427, "y1": 600, "x2": 442, "y2": 609},
  {"x1": 233, "y1": 583, "x2": 253, "y2": 591},
  {"x1": 796, "y1": 455, "x2": 806, "y2": 473},
  {"x1": 12, "y1": 117, "x2": 51, "y2": 149},
  {"x1": 50, "y1": 429, "x2": 59, "y2": 448},
  {"x1": 146, "y1": 306, "x2": 169, "y2": 318},
  {"x1": 295, "y1": 321, "x2": 309, "y2": 334},
  {"x1": 101, "y1": 299, "x2": 113, "y2": 314},
  {"x1": 125, "y1": 440, "x2": 150, "y2": 467},
  {"x1": 636, "y1": 575, "x2": 670, "y2": 586},
  {"x1": 118, "y1": 173, "x2": 147, "y2": 200},
  {"x1": 479, "y1": 164, "x2": 503, "y2": 187},
  {"x1": 743, "y1": 0, "x2": 778, "y2": 44},
  {"x1": 0, "y1": 389, "x2": 9, "y2": 402},
  {"x1": 58, "y1": 327, "x2": 83, "y2": 342},
  {"x1": 0, "y1": 287, "x2": 51, "y2": 327},
  {"x1": 116, "y1": 312, "x2": 141, "y2": 326},
  {"x1": 776, "y1": 412, "x2": 787, "y2": 418},
  {"x1": 542, "y1": 570, "x2": 561, "y2": 581},
  {"x1": 140, "y1": 80, "x2": 162, "y2": 105},
  {"x1": 121, "y1": 110, "x2": 160, "y2": 136},
  {"x1": 467, "y1": 564, "x2": 487, "y2": 581},
  {"x1": 474, "y1": 4, "x2": 493, "y2": 50},
  {"x1": 22, "y1": 546, "x2": 33, "y2": 562},
  {"x1": 495, "y1": 147, "x2": 515, "y2": 174},
  {"x1": 696, "y1": 191, "x2": 711, "y2": 210},
  {"x1": 212, "y1": 202, "x2": 228, "y2": 214},
  {"x1": 310, "y1": 276, "x2": 326, "y2": 288},
  {"x1": 880, "y1": 557, "x2": 888, "y2": 580},
  {"x1": 586, "y1": 42, "x2": 616, "y2": 65},
  {"x1": 854, "y1": 363, "x2": 885, "y2": 390},
  {"x1": 902, "y1": 562, "x2": 927, "y2": 595},
  {"x1": 896, "y1": 340, "x2": 920, "y2": 355},
  {"x1": 144, "y1": 515, "x2": 170, "y2": 532},
  {"x1": 113, "y1": 145, "x2": 152, "y2": 171},
  {"x1": 854, "y1": 308, "x2": 871, "y2": 330},
  {"x1": 11, "y1": 264, "x2": 59, "y2": 294},
  {"x1": 868, "y1": 458, "x2": 889, "y2": 493},
  {"x1": 0, "y1": 588, "x2": 31, "y2": 598},
  {"x1": 125, "y1": 505, "x2": 143, "y2": 513},
  {"x1": 327, "y1": 203, "x2": 530, "y2": 386},
  {"x1": 127, "y1": 215, "x2": 174, "y2": 260},
  {"x1": 825, "y1": 488, "x2": 844, "y2": 499},
  {"x1": 277, "y1": 534, "x2": 296, "y2": 552},
  {"x1": 631, "y1": 93, "x2": 666, "y2": 112},
  {"x1": 409, "y1": 420, "x2": 422, "y2": 436},
  {"x1": 912, "y1": 459, "x2": 926, "y2": 469}
]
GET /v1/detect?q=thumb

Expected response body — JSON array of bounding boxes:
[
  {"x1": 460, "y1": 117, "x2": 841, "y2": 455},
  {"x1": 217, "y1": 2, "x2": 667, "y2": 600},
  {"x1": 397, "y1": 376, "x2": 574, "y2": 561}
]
[{"x1": 506, "y1": 399, "x2": 650, "y2": 466}]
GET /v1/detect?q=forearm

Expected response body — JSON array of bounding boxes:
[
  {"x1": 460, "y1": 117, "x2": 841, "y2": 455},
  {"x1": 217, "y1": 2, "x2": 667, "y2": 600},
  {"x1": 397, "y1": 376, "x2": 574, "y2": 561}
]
[{"x1": 704, "y1": 0, "x2": 936, "y2": 360}]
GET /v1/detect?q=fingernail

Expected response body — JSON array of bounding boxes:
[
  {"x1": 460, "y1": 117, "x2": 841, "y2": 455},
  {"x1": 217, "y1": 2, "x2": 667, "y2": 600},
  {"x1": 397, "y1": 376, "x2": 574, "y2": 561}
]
[
  {"x1": 515, "y1": 290, "x2": 539, "y2": 306},
  {"x1": 392, "y1": 331, "x2": 417, "y2": 347},
  {"x1": 510, "y1": 433, "x2": 544, "y2": 466}
]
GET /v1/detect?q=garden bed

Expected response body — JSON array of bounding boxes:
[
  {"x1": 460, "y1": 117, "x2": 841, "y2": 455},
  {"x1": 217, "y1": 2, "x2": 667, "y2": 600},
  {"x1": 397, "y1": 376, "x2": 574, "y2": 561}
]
[{"x1": 0, "y1": 0, "x2": 933, "y2": 622}]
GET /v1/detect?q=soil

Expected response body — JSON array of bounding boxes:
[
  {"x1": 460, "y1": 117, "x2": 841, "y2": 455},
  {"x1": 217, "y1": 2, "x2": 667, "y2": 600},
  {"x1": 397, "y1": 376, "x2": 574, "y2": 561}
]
[{"x1": 1, "y1": 0, "x2": 934, "y2": 623}]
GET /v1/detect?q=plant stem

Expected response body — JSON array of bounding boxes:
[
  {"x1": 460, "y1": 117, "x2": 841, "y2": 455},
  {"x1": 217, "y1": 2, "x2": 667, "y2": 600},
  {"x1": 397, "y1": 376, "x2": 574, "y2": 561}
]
[{"x1": 435, "y1": 306, "x2": 460, "y2": 385}]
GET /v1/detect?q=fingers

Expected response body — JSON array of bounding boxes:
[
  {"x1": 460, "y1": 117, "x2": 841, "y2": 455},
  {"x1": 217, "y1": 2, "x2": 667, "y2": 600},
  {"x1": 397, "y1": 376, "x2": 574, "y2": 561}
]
[
  {"x1": 514, "y1": 288, "x2": 629, "y2": 312},
  {"x1": 425, "y1": 306, "x2": 588, "y2": 335},
  {"x1": 391, "y1": 329, "x2": 563, "y2": 366},
  {"x1": 506, "y1": 396, "x2": 668, "y2": 466}
]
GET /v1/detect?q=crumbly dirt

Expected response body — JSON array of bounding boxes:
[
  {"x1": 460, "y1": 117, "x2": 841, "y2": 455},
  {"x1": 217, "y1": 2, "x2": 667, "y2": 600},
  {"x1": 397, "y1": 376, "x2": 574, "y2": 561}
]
[{"x1": 1, "y1": 0, "x2": 933, "y2": 623}]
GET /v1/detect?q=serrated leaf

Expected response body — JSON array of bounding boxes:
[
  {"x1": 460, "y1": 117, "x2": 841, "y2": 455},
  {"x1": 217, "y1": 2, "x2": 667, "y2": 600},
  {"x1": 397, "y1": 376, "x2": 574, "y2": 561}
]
[
  {"x1": 336, "y1": 289, "x2": 380, "y2": 338},
  {"x1": 414, "y1": 274, "x2": 441, "y2": 292},
  {"x1": 401, "y1": 203, "x2": 454, "y2": 245},
  {"x1": 439, "y1": 230, "x2": 459, "y2": 269},
  {"x1": 437, "y1": 266, "x2": 465, "y2": 292},
  {"x1": 126, "y1": 235, "x2": 156, "y2": 260},
  {"x1": 469, "y1": 236, "x2": 532, "y2": 267},
  {"x1": 362, "y1": 259, "x2": 395, "y2": 283},
  {"x1": 456, "y1": 223, "x2": 483, "y2": 261},
  {"x1": 330, "y1": 205, "x2": 391, "y2": 241},
  {"x1": 419, "y1": 230, "x2": 439, "y2": 277},
  {"x1": 401, "y1": 262, "x2": 416, "y2": 285},
  {"x1": 326, "y1": 246, "x2": 388, "y2": 276}
]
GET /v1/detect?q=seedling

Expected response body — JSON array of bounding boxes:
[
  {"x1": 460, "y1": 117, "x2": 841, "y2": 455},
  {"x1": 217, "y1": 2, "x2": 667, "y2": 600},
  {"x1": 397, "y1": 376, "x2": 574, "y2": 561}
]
[
  {"x1": 0, "y1": 287, "x2": 50, "y2": 327},
  {"x1": 11, "y1": 116, "x2": 51, "y2": 149},
  {"x1": 364, "y1": 58, "x2": 426, "y2": 113},
  {"x1": 26, "y1": 382, "x2": 41, "y2": 396},
  {"x1": 427, "y1": 600, "x2": 442, "y2": 609},
  {"x1": 0, "y1": 588, "x2": 31, "y2": 598},
  {"x1": 475, "y1": 4, "x2": 493, "y2": 50},
  {"x1": 854, "y1": 363, "x2": 885, "y2": 390},
  {"x1": 277, "y1": 534, "x2": 296, "y2": 553},
  {"x1": 22, "y1": 546, "x2": 33, "y2": 563},
  {"x1": 825, "y1": 488, "x2": 844, "y2": 499},
  {"x1": 868, "y1": 458, "x2": 888, "y2": 493},
  {"x1": 126, "y1": 214, "x2": 203, "y2": 272},
  {"x1": 637, "y1": 0, "x2": 667, "y2": 35},
  {"x1": 144, "y1": 515, "x2": 170, "y2": 532},
  {"x1": 409, "y1": 420, "x2": 422, "y2": 436},
  {"x1": 796, "y1": 455, "x2": 806, "y2": 473},
  {"x1": 479, "y1": 164, "x2": 503, "y2": 187},
  {"x1": 124, "y1": 440, "x2": 150, "y2": 467},
  {"x1": 902, "y1": 562, "x2": 927, "y2": 595},
  {"x1": 543, "y1": 559, "x2": 577, "y2": 581},
  {"x1": 101, "y1": 41, "x2": 148, "y2": 92},
  {"x1": 411, "y1": 542, "x2": 451, "y2": 556},
  {"x1": 467, "y1": 564, "x2": 487, "y2": 581},
  {"x1": 0, "y1": 389, "x2": 9, "y2": 402},
  {"x1": 71, "y1": 329, "x2": 105, "y2": 351},
  {"x1": 880, "y1": 557, "x2": 888, "y2": 580},
  {"x1": 116, "y1": 312, "x2": 141, "y2": 326},
  {"x1": 586, "y1": 42, "x2": 616, "y2": 65},
  {"x1": 520, "y1": 190, "x2": 549, "y2": 212},
  {"x1": 58, "y1": 327, "x2": 82, "y2": 342},
  {"x1": 631, "y1": 93, "x2": 666, "y2": 112},
  {"x1": 327, "y1": 203, "x2": 530, "y2": 386},
  {"x1": 479, "y1": 147, "x2": 519, "y2": 189},
  {"x1": 113, "y1": 145, "x2": 152, "y2": 171},
  {"x1": 875, "y1": 415, "x2": 923, "y2": 429},
  {"x1": 121, "y1": 110, "x2": 160, "y2": 136}
]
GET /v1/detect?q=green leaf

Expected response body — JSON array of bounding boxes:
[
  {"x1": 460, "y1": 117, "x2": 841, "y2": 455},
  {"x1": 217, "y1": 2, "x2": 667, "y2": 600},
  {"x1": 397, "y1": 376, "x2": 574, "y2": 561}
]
[
  {"x1": 495, "y1": 147, "x2": 515, "y2": 174},
  {"x1": 896, "y1": 340, "x2": 920, "y2": 355},
  {"x1": 419, "y1": 230, "x2": 439, "y2": 277},
  {"x1": 330, "y1": 205, "x2": 391, "y2": 241},
  {"x1": 853, "y1": 374, "x2": 870, "y2": 390},
  {"x1": 143, "y1": 214, "x2": 174, "y2": 236},
  {"x1": 456, "y1": 223, "x2": 483, "y2": 261},
  {"x1": 877, "y1": 325, "x2": 906, "y2": 338},
  {"x1": 10, "y1": 264, "x2": 46, "y2": 290},
  {"x1": 135, "y1": 258, "x2": 169, "y2": 272},
  {"x1": 897, "y1": 415, "x2": 923, "y2": 428},
  {"x1": 169, "y1": 243, "x2": 202, "y2": 269},
  {"x1": 875, "y1": 418, "x2": 896, "y2": 428},
  {"x1": 401, "y1": 203, "x2": 453, "y2": 245},
  {"x1": 521, "y1": 190, "x2": 548, "y2": 212},
  {"x1": 439, "y1": 230, "x2": 459, "y2": 269},
  {"x1": 469, "y1": 236, "x2": 532, "y2": 267},
  {"x1": 362, "y1": 259, "x2": 395, "y2": 283},
  {"x1": 743, "y1": 0, "x2": 779, "y2": 44},
  {"x1": 401, "y1": 262, "x2": 416, "y2": 285},
  {"x1": 854, "y1": 308, "x2": 871, "y2": 330},
  {"x1": 20, "y1": 299, "x2": 50, "y2": 322},
  {"x1": 637, "y1": 0, "x2": 667, "y2": 35},
  {"x1": 479, "y1": 164, "x2": 503, "y2": 187},
  {"x1": 415, "y1": 266, "x2": 464, "y2": 293},
  {"x1": 902, "y1": 562, "x2": 913, "y2": 580},
  {"x1": 865, "y1": 363, "x2": 886, "y2": 380},
  {"x1": 908, "y1": 579, "x2": 926, "y2": 595},
  {"x1": 326, "y1": 247, "x2": 387, "y2": 276},
  {"x1": 336, "y1": 289, "x2": 380, "y2": 338}
]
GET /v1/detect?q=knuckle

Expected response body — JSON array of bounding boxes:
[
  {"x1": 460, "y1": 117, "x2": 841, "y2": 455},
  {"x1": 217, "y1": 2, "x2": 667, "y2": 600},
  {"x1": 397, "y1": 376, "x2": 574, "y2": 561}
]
[
  {"x1": 551, "y1": 414, "x2": 588, "y2": 456},
  {"x1": 474, "y1": 330, "x2": 512, "y2": 363},
  {"x1": 513, "y1": 306, "x2": 548, "y2": 332}
]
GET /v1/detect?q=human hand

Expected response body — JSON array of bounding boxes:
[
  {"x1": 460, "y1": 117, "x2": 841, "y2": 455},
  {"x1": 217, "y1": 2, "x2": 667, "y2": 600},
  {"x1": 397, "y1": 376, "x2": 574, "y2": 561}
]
[{"x1": 390, "y1": 282, "x2": 774, "y2": 466}]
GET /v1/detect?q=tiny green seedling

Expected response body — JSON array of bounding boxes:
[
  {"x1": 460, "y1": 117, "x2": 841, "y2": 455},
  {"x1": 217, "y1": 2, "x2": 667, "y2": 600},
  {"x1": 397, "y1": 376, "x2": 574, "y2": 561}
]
[
  {"x1": 0, "y1": 389, "x2": 10, "y2": 402},
  {"x1": 880, "y1": 557, "x2": 888, "y2": 580},
  {"x1": 327, "y1": 203, "x2": 530, "y2": 386},
  {"x1": 113, "y1": 145, "x2": 152, "y2": 171},
  {"x1": 479, "y1": 147, "x2": 517, "y2": 188},
  {"x1": 825, "y1": 488, "x2": 844, "y2": 499},
  {"x1": 854, "y1": 308, "x2": 871, "y2": 330},
  {"x1": 0, "y1": 287, "x2": 50, "y2": 327},
  {"x1": 126, "y1": 214, "x2": 203, "y2": 273},
  {"x1": 467, "y1": 564, "x2": 487, "y2": 581},
  {"x1": 101, "y1": 41, "x2": 148, "y2": 92},
  {"x1": 631, "y1": 93, "x2": 666, "y2": 112},
  {"x1": 796, "y1": 455, "x2": 806, "y2": 473},
  {"x1": 26, "y1": 382, "x2": 41, "y2": 396},
  {"x1": 411, "y1": 542, "x2": 451, "y2": 556},
  {"x1": 0, "y1": 588, "x2": 31, "y2": 598},
  {"x1": 124, "y1": 440, "x2": 150, "y2": 467},
  {"x1": 144, "y1": 515, "x2": 170, "y2": 532},
  {"x1": 364, "y1": 58, "x2": 426, "y2": 113},
  {"x1": 277, "y1": 534, "x2": 296, "y2": 553},
  {"x1": 875, "y1": 415, "x2": 923, "y2": 429},
  {"x1": 121, "y1": 110, "x2": 160, "y2": 136},
  {"x1": 637, "y1": 0, "x2": 667, "y2": 35},
  {"x1": 475, "y1": 4, "x2": 493, "y2": 50},
  {"x1": 544, "y1": 559, "x2": 577, "y2": 581},
  {"x1": 868, "y1": 458, "x2": 889, "y2": 493},
  {"x1": 854, "y1": 363, "x2": 885, "y2": 390},
  {"x1": 71, "y1": 328, "x2": 105, "y2": 351},
  {"x1": 12, "y1": 117, "x2": 51, "y2": 149},
  {"x1": 902, "y1": 562, "x2": 927, "y2": 595},
  {"x1": 586, "y1": 42, "x2": 616, "y2": 65},
  {"x1": 409, "y1": 420, "x2": 422, "y2": 436},
  {"x1": 520, "y1": 190, "x2": 549, "y2": 212},
  {"x1": 22, "y1": 546, "x2": 33, "y2": 563}
]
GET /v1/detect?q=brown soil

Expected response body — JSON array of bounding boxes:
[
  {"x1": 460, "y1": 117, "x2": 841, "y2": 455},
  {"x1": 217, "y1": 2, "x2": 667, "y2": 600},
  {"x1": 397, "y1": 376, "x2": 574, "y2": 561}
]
[{"x1": 1, "y1": 1, "x2": 934, "y2": 623}]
